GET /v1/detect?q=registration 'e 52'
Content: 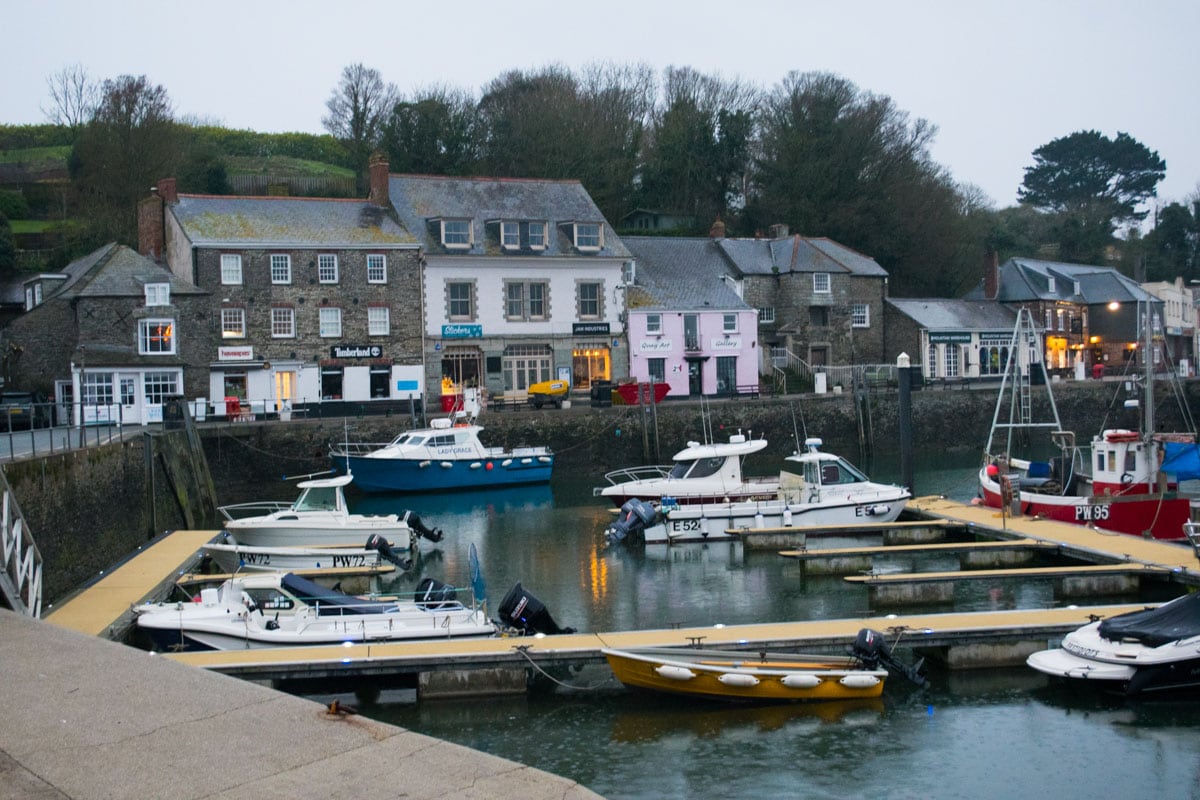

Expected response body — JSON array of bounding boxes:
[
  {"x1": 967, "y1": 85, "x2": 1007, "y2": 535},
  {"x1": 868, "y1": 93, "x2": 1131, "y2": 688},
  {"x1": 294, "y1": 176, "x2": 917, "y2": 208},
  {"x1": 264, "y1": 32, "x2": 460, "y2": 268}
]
[{"x1": 1074, "y1": 504, "x2": 1111, "y2": 522}]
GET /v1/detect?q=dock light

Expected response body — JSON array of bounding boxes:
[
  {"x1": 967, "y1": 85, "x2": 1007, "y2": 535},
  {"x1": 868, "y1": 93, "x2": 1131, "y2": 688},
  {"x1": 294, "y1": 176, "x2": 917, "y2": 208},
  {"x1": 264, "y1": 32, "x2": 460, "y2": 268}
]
[
  {"x1": 342, "y1": 641, "x2": 354, "y2": 648},
  {"x1": 885, "y1": 614, "x2": 898, "y2": 620},
  {"x1": 535, "y1": 632, "x2": 546, "y2": 639},
  {"x1": 713, "y1": 623, "x2": 725, "y2": 628}
]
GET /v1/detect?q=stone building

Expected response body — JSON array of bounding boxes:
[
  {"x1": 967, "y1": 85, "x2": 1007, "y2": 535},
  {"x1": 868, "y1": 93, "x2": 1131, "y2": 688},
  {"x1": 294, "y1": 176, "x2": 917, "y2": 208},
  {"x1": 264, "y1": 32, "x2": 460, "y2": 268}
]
[
  {"x1": 885, "y1": 298, "x2": 1022, "y2": 381},
  {"x1": 138, "y1": 162, "x2": 423, "y2": 417},
  {"x1": 3, "y1": 243, "x2": 210, "y2": 425}
]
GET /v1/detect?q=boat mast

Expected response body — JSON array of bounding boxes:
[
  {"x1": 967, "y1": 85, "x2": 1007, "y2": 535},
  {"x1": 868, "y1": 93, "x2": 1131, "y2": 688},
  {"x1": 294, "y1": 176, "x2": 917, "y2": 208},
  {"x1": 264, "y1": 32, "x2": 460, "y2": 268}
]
[{"x1": 1143, "y1": 298, "x2": 1154, "y2": 440}]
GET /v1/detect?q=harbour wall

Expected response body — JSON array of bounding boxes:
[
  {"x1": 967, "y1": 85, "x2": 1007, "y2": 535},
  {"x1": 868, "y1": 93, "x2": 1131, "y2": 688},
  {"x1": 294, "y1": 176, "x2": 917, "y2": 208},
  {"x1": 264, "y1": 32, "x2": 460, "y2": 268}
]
[{"x1": 16, "y1": 379, "x2": 1200, "y2": 604}]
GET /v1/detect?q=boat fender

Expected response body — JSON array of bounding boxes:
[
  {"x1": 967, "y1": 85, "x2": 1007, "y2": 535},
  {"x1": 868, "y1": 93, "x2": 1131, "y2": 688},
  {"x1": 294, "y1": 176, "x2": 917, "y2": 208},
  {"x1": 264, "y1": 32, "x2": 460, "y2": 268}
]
[
  {"x1": 783, "y1": 509, "x2": 793, "y2": 527},
  {"x1": 718, "y1": 673, "x2": 760, "y2": 687},
  {"x1": 537, "y1": 456, "x2": 552, "y2": 463},
  {"x1": 655, "y1": 665, "x2": 696, "y2": 681},
  {"x1": 865, "y1": 504, "x2": 891, "y2": 516},
  {"x1": 754, "y1": 512, "x2": 765, "y2": 529},
  {"x1": 440, "y1": 461, "x2": 453, "y2": 469},
  {"x1": 839, "y1": 674, "x2": 881, "y2": 689},
  {"x1": 418, "y1": 460, "x2": 431, "y2": 468},
  {"x1": 780, "y1": 674, "x2": 822, "y2": 689},
  {"x1": 502, "y1": 459, "x2": 513, "y2": 467},
  {"x1": 470, "y1": 462, "x2": 482, "y2": 469}
]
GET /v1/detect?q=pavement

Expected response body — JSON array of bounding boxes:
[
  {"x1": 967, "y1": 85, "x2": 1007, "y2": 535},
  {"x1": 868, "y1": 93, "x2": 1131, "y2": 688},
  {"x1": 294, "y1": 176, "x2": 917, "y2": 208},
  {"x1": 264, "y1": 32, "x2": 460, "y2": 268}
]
[{"x1": 0, "y1": 609, "x2": 603, "y2": 800}]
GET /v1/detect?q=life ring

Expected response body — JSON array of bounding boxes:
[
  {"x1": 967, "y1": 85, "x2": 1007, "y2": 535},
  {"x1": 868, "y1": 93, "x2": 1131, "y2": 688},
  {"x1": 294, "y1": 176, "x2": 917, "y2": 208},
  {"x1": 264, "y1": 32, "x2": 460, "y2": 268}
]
[{"x1": 1104, "y1": 429, "x2": 1139, "y2": 443}]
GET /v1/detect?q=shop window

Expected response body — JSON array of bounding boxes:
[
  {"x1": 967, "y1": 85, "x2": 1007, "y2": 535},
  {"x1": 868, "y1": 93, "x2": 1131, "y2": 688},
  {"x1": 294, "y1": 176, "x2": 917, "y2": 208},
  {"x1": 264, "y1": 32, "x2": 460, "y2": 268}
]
[
  {"x1": 83, "y1": 373, "x2": 114, "y2": 405},
  {"x1": 321, "y1": 368, "x2": 344, "y2": 400},
  {"x1": 370, "y1": 367, "x2": 390, "y2": 398},
  {"x1": 648, "y1": 357, "x2": 666, "y2": 383},
  {"x1": 144, "y1": 371, "x2": 179, "y2": 404}
]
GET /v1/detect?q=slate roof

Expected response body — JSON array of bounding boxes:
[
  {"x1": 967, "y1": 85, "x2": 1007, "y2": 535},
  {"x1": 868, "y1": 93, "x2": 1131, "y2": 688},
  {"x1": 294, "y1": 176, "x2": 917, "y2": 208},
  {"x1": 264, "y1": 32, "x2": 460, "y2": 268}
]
[
  {"x1": 965, "y1": 257, "x2": 1155, "y2": 304},
  {"x1": 715, "y1": 236, "x2": 888, "y2": 278},
  {"x1": 622, "y1": 237, "x2": 750, "y2": 312},
  {"x1": 40, "y1": 243, "x2": 206, "y2": 300},
  {"x1": 387, "y1": 174, "x2": 630, "y2": 258},
  {"x1": 169, "y1": 195, "x2": 415, "y2": 248},
  {"x1": 887, "y1": 298, "x2": 1018, "y2": 332}
]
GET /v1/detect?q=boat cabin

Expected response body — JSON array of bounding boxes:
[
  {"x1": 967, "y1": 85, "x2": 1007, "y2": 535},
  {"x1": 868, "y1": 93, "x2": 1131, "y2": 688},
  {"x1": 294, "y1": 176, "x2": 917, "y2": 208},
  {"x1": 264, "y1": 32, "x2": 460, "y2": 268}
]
[
  {"x1": 666, "y1": 434, "x2": 766, "y2": 482},
  {"x1": 779, "y1": 438, "x2": 872, "y2": 499},
  {"x1": 290, "y1": 475, "x2": 353, "y2": 513},
  {"x1": 1091, "y1": 429, "x2": 1159, "y2": 491}
]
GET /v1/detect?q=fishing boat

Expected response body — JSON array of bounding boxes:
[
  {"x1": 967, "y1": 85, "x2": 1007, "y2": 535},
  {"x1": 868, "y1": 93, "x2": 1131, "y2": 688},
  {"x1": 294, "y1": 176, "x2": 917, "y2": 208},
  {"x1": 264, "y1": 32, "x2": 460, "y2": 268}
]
[
  {"x1": 218, "y1": 473, "x2": 444, "y2": 548},
  {"x1": 134, "y1": 571, "x2": 495, "y2": 651},
  {"x1": 605, "y1": 438, "x2": 909, "y2": 544},
  {"x1": 602, "y1": 628, "x2": 927, "y2": 703},
  {"x1": 329, "y1": 413, "x2": 554, "y2": 493},
  {"x1": 201, "y1": 531, "x2": 415, "y2": 574},
  {"x1": 1026, "y1": 592, "x2": 1200, "y2": 697},
  {"x1": 976, "y1": 307, "x2": 1197, "y2": 541},
  {"x1": 595, "y1": 432, "x2": 777, "y2": 507}
]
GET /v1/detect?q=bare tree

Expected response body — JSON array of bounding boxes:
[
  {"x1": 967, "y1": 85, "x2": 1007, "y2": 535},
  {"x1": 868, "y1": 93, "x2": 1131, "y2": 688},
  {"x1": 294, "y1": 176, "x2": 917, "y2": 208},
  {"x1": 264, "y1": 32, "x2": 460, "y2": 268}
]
[
  {"x1": 323, "y1": 64, "x2": 397, "y2": 192},
  {"x1": 43, "y1": 63, "x2": 99, "y2": 132}
]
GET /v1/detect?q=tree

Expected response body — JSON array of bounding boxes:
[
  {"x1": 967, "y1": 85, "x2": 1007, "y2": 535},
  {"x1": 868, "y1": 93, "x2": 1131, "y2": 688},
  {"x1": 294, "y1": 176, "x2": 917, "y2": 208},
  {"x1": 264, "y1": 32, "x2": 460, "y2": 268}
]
[
  {"x1": 322, "y1": 64, "x2": 397, "y2": 193},
  {"x1": 70, "y1": 75, "x2": 178, "y2": 244},
  {"x1": 0, "y1": 211, "x2": 16, "y2": 278},
  {"x1": 43, "y1": 64, "x2": 98, "y2": 134},
  {"x1": 381, "y1": 86, "x2": 479, "y2": 175},
  {"x1": 1018, "y1": 130, "x2": 1165, "y2": 262},
  {"x1": 1143, "y1": 201, "x2": 1199, "y2": 281}
]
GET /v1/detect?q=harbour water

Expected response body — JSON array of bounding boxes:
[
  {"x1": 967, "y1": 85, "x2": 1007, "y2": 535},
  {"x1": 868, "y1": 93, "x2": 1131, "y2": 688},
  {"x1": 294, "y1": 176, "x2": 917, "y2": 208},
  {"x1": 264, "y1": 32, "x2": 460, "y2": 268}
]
[{"x1": 301, "y1": 447, "x2": 1200, "y2": 800}]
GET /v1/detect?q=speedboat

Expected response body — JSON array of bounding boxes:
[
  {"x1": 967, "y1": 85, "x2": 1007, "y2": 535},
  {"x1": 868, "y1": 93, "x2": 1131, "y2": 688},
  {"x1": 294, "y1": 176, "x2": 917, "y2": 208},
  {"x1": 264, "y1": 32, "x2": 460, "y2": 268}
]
[
  {"x1": 977, "y1": 308, "x2": 1195, "y2": 541},
  {"x1": 202, "y1": 531, "x2": 415, "y2": 574},
  {"x1": 1026, "y1": 592, "x2": 1200, "y2": 697},
  {"x1": 218, "y1": 474, "x2": 444, "y2": 548},
  {"x1": 595, "y1": 432, "x2": 777, "y2": 507},
  {"x1": 606, "y1": 438, "x2": 910, "y2": 544},
  {"x1": 329, "y1": 413, "x2": 554, "y2": 493},
  {"x1": 602, "y1": 628, "x2": 927, "y2": 702},
  {"x1": 134, "y1": 571, "x2": 496, "y2": 651}
]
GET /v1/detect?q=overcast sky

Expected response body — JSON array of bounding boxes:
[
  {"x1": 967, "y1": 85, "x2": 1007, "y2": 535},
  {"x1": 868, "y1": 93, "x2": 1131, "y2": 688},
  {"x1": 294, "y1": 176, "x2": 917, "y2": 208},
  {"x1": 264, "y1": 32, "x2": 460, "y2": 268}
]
[{"x1": 4, "y1": 0, "x2": 1198, "y2": 212}]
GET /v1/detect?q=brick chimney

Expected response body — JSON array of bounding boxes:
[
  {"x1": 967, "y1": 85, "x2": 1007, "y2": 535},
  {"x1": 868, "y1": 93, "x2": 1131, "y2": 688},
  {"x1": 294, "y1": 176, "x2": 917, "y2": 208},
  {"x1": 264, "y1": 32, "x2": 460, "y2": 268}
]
[
  {"x1": 983, "y1": 249, "x2": 1000, "y2": 300},
  {"x1": 768, "y1": 223, "x2": 789, "y2": 239},
  {"x1": 368, "y1": 152, "x2": 390, "y2": 207},
  {"x1": 156, "y1": 177, "x2": 177, "y2": 204},
  {"x1": 137, "y1": 189, "x2": 165, "y2": 260},
  {"x1": 708, "y1": 216, "x2": 726, "y2": 238}
]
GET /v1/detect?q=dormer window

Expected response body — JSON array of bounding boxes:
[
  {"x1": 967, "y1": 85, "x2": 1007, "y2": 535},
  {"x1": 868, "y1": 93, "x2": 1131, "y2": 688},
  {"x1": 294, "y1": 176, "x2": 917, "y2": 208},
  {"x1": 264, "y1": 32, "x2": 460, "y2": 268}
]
[
  {"x1": 501, "y1": 221, "x2": 521, "y2": 250},
  {"x1": 1073, "y1": 280, "x2": 1081, "y2": 295},
  {"x1": 573, "y1": 222, "x2": 602, "y2": 251},
  {"x1": 440, "y1": 219, "x2": 472, "y2": 249},
  {"x1": 144, "y1": 283, "x2": 170, "y2": 307},
  {"x1": 1046, "y1": 276, "x2": 1056, "y2": 293},
  {"x1": 528, "y1": 221, "x2": 547, "y2": 250}
]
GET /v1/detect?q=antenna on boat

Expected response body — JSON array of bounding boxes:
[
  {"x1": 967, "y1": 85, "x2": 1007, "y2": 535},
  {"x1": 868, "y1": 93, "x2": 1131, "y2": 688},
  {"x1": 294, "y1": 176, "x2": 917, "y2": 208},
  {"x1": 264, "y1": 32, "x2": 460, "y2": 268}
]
[
  {"x1": 280, "y1": 469, "x2": 336, "y2": 482},
  {"x1": 789, "y1": 403, "x2": 808, "y2": 454}
]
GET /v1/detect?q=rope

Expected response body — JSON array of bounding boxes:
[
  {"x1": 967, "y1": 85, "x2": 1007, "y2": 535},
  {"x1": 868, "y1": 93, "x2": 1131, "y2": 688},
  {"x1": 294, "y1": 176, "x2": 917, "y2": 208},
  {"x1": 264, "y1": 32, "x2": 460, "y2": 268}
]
[
  {"x1": 211, "y1": 425, "x2": 325, "y2": 463},
  {"x1": 511, "y1": 644, "x2": 613, "y2": 691}
]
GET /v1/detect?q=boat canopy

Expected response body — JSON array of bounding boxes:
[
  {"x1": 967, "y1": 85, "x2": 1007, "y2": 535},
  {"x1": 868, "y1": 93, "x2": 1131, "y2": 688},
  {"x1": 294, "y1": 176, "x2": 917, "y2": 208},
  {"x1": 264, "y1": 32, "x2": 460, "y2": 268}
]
[
  {"x1": 1161, "y1": 442, "x2": 1200, "y2": 481},
  {"x1": 1098, "y1": 592, "x2": 1200, "y2": 647}
]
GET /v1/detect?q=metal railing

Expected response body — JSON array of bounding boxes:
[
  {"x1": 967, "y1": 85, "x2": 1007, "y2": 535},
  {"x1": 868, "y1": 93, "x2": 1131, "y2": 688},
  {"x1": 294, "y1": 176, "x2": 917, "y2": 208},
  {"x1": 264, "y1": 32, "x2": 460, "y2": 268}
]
[{"x1": 0, "y1": 471, "x2": 42, "y2": 617}]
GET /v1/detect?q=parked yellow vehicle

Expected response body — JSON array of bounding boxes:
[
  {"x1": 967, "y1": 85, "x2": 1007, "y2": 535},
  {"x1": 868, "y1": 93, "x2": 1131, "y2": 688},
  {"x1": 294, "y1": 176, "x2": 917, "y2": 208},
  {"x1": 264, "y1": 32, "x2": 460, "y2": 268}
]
[{"x1": 527, "y1": 380, "x2": 570, "y2": 409}]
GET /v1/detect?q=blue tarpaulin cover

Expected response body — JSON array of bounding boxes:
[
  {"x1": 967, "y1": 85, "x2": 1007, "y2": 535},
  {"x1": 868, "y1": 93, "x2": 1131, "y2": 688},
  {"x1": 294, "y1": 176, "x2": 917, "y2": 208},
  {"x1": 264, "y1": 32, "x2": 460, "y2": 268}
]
[{"x1": 1161, "y1": 442, "x2": 1200, "y2": 481}]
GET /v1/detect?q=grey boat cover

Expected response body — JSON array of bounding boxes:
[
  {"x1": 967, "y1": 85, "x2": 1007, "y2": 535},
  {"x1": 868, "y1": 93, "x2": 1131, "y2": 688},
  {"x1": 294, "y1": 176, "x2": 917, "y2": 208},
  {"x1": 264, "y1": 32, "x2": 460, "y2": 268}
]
[{"x1": 1098, "y1": 592, "x2": 1200, "y2": 647}]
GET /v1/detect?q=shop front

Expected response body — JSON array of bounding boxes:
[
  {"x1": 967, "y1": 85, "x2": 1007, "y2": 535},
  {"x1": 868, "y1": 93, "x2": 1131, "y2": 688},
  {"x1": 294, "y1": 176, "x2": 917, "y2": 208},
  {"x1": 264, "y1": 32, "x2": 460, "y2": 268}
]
[{"x1": 70, "y1": 365, "x2": 184, "y2": 426}]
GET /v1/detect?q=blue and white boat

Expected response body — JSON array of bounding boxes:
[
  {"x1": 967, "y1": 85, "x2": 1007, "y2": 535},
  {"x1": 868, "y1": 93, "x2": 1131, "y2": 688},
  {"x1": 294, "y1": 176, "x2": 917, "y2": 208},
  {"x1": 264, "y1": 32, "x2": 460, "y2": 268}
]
[{"x1": 329, "y1": 414, "x2": 554, "y2": 493}]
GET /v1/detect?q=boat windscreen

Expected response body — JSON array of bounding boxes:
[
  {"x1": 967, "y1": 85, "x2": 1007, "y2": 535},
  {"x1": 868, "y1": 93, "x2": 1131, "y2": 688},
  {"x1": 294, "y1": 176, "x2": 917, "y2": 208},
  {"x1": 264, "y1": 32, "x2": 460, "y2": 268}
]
[
  {"x1": 682, "y1": 457, "x2": 725, "y2": 479},
  {"x1": 293, "y1": 487, "x2": 338, "y2": 511},
  {"x1": 823, "y1": 458, "x2": 869, "y2": 484}
]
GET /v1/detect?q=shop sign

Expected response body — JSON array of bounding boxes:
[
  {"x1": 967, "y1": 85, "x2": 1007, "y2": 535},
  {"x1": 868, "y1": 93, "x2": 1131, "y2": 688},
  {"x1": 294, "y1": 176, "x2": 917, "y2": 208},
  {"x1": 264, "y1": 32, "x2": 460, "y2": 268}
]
[
  {"x1": 331, "y1": 344, "x2": 383, "y2": 359},
  {"x1": 711, "y1": 337, "x2": 742, "y2": 350},
  {"x1": 928, "y1": 331, "x2": 973, "y2": 344},
  {"x1": 442, "y1": 324, "x2": 482, "y2": 338},
  {"x1": 218, "y1": 345, "x2": 254, "y2": 361},
  {"x1": 639, "y1": 339, "x2": 673, "y2": 353},
  {"x1": 573, "y1": 322, "x2": 610, "y2": 335}
]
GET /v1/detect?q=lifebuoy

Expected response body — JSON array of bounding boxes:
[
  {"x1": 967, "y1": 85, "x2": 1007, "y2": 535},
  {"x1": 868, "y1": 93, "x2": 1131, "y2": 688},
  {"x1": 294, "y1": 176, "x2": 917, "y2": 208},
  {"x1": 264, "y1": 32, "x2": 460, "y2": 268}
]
[{"x1": 1104, "y1": 429, "x2": 1139, "y2": 443}]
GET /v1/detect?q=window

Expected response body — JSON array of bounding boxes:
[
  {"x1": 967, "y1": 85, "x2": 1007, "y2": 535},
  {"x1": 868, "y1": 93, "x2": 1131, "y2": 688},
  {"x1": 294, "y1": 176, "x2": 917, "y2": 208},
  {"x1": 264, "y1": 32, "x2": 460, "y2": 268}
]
[
  {"x1": 82, "y1": 373, "x2": 113, "y2": 405},
  {"x1": 144, "y1": 283, "x2": 170, "y2": 306},
  {"x1": 370, "y1": 366, "x2": 390, "y2": 398},
  {"x1": 646, "y1": 313, "x2": 662, "y2": 334},
  {"x1": 723, "y1": 313, "x2": 738, "y2": 333},
  {"x1": 271, "y1": 254, "x2": 291, "y2": 284},
  {"x1": 1056, "y1": 308, "x2": 1065, "y2": 331},
  {"x1": 574, "y1": 222, "x2": 602, "y2": 251},
  {"x1": 758, "y1": 307, "x2": 775, "y2": 324},
  {"x1": 442, "y1": 219, "x2": 471, "y2": 248},
  {"x1": 927, "y1": 343, "x2": 938, "y2": 379},
  {"x1": 367, "y1": 254, "x2": 387, "y2": 283},
  {"x1": 717, "y1": 356, "x2": 737, "y2": 395},
  {"x1": 648, "y1": 358, "x2": 666, "y2": 383},
  {"x1": 578, "y1": 282, "x2": 601, "y2": 319},
  {"x1": 368, "y1": 306, "x2": 390, "y2": 336},
  {"x1": 321, "y1": 368, "x2": 343, "y2": 400},
  {"x1": 501, "y1": 221, "x2": 520, "y2": 249},
  {"x1": 143, "y1": 372, "x2": 179, "y2": 405},
  {"x1": 944, "y1": 343, "x2": 959, "y2": 377},
  {"x1": 448, "y1": 282, "x2": 474, "y2": 320},
  {"x1": 138, "y1": 319, "x2": 175, "y2": 355},
  {"x1": 221, "y1": 254, "x2": 242, "y2": 285},
  {"x1": 221, "y1": 308, "x2": 246, "y2": 339},
  {"x1": 813, "y1": 273, "x2": 831, "y2": 293},
  {"x1": 318, "y1": 254, "x2": 338, "y2": 283},
  {"x1": 506, "y1": 281, "x2": 548, "y2": 320},
  {"x1": 1047, "y1": 276, "x2": 1056, "y2": 293},
  {"x1": 24, "y1": 287, "x2": 32, "y2": 311},
  {"x1": 851, "y1": 303, "x2": 870, "y2": 327},
  {"x1": 1045, "y1": 309, "x2": 1052, "y2": 331},
  {"x1": 271, "y1": 307, "x2": 295, "y2": 338},
  {"x1": 319, "y1": 307, "x2": 342, "y2": 338},
  {"x1": 528, "y1": 221, "x2": 547, "y2": 250}
]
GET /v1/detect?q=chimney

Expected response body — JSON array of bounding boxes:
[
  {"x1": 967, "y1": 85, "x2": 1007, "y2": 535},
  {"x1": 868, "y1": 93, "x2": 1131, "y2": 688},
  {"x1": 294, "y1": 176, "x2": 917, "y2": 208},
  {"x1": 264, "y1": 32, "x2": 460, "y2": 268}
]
[
  {"x1": 137, "y1": 187, "x2": 165, "y2": 260},
  {"x1": 368, "y1": 152, "x2": 390, "y2": 207},
  {"x1": 983, "y1": 249, "x2": 1000, "y2": 300},
  {"x1": 768, "y1": 223, "x2": 789, "y2": 239},
  {"x1": 708, "y1": 216, "x2": 726, "y2": 238},
  {"x1": 156, "y1": 177, "x2": 177, "y2": 204}
]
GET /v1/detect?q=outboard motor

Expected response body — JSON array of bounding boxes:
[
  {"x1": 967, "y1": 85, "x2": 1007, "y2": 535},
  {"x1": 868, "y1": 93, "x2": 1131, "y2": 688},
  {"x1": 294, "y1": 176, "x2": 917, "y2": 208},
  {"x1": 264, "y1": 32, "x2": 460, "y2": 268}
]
[
  {"x1": 365, "y1": 534, "x2": 413, "y2": 571},
  {"x1": 414, "y1": 577, "x2": 458, "y2": 609},
  {"x1": 850, "y1": 628, "x2": 929, "y2": 688},
  {"x1": 604, "y1": 498, "x2": 658, "y2": 544},
  {"x1": 402, "y1": 510, "x2": 444, "y2": 543},
  {"x1": 497, "y1": 582, "x2": 575, "y2": 635}
]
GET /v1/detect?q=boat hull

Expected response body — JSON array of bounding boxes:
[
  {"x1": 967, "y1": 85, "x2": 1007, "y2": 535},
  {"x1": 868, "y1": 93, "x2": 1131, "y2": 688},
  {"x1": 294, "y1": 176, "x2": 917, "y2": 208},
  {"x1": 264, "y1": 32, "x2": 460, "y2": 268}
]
[
  {"x1": 332, "y1": 452, "x2": 553, "y2": 493},
  {"x1": 222, "y1": 518, "x2": 411, "y2": 548},
  {"x1": 202, "y1": 541, "x2": 402, "y2": 573},
  {"x1": 978, "y1": 469, "x2": 1190, "y2": 541},
  {"x1": 603, "y1": 648, "x2": 887, "y2": 702},
  {"x1": 642, "y1": 491, "x2": 910, "y2": 544}
]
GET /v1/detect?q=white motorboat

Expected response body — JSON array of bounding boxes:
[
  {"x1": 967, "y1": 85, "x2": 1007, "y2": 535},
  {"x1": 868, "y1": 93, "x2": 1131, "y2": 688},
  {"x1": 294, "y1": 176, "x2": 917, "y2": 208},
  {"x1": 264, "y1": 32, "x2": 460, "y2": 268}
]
[
  {"x1": 201, "y1": 531, "x2": 414, "y2": 574},
  {"x1": 218, "y1": 474, "x2": 443, "y2": 549},
  {"x1": 1026, "y1": 593, "x2": 1200, "y2": 697},
  {"x1": 134, "y1": 571, "x2": 495, "y2": 651},
  {"x1": 606, "y1": 438, "x2": 910, "y2": 544},
  {"x1": 595, "y1": 432, "x2": 777, "y2": 507}
]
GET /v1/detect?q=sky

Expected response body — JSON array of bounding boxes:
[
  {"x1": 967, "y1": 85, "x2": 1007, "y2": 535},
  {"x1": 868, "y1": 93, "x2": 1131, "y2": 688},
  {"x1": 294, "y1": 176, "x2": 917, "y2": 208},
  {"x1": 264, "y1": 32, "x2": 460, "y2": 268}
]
[{"x1": 3, "y1": 0, "x2": 1198, "y2": 212}]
